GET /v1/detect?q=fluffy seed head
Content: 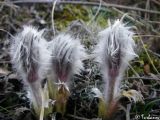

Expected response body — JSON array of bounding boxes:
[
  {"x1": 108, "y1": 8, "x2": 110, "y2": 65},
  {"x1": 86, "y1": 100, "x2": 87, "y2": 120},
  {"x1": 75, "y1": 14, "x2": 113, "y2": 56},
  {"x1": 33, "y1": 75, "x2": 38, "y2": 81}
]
[
  {"x1": 10, "y1": 25, "x2": 50, "y2": 83},
  {"x1": 49, "y1": 33, "x2": 87, "y2": 83},
  {"x1": 94, "y1": 19, "x2": 137, "y2": 74},
  {"x1": 94, "y1": 19, "x2": 137, "y2": 101}
]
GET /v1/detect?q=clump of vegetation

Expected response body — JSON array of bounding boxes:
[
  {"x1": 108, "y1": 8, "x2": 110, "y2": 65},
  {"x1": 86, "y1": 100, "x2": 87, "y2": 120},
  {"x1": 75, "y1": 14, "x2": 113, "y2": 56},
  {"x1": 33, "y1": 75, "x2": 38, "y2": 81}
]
[{"x1": 0, "y1": 0, "x2": 160, "y2": 120}]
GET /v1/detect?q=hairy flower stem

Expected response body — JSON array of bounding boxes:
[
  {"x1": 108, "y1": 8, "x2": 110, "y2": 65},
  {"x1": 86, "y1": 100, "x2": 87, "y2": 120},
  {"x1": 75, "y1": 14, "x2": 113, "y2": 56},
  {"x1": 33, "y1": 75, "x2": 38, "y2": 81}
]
[
  {"x1": 107, "y1": 79, "x2": 115, "y2": 105},
  {"x1": 98, "y1": 77, "x2": 119, "y2": 119},
  {"x1": 47, "y1": 79, "x2": 57, "y2": 99},
  {"x1": 29, "y1": 81, "x2": 43, "y2": 119}
]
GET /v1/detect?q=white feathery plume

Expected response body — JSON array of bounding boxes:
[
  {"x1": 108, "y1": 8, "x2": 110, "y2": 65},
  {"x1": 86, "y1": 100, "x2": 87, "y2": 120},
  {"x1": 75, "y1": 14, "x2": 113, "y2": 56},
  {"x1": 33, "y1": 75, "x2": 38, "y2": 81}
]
[
  {"x1": 94, "y1": 19, "x2": 137, "y2": 112},
  {"x1": 10, "y1": 26, "x2": 51, "y2": 117},
  {"x1": 49, "y1": 33, "x2": 87, "y2": 86}
]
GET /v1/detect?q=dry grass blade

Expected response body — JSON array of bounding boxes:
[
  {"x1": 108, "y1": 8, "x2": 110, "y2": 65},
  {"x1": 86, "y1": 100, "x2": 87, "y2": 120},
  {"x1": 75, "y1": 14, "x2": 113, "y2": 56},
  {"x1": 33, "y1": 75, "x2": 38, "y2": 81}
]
[{"x1": 12, "y1": 0, "x2": 160, "y2": 14}]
